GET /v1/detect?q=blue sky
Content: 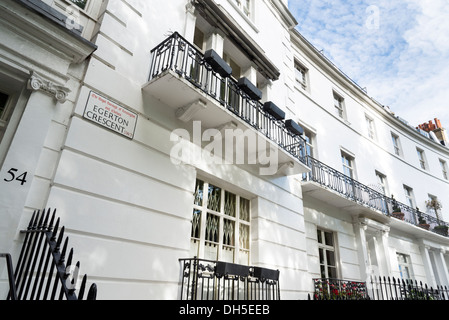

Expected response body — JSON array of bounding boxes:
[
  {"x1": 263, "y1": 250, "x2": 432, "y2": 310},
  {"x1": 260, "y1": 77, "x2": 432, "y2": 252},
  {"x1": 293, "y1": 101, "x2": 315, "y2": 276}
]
[{"x1": 288, "y1": 0, "x2": 449, "y2": 130}]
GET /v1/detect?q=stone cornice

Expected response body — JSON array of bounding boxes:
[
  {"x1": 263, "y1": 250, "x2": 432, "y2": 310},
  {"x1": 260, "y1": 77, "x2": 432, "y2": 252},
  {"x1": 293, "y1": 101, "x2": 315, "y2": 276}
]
[{"x1": 0, "y1": 0, "x2": 97, "y2": 64}]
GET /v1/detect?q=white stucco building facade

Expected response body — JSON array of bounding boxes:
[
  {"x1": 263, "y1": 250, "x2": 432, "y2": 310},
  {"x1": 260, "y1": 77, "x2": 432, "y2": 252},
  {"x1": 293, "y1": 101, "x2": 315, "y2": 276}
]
[{"x1": 1, "y1": 0, "x2": 449, "y2": 300}]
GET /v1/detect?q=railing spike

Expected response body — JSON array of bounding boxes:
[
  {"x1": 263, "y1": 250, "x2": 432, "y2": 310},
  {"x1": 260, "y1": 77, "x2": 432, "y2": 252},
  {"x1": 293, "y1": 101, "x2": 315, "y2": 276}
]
[
  {"x1": 59, "y1": 237, "x2": 69, "y2": 264},
  {"x1": 27, "y1": 210, "x2": 37, "y2": 230},
  {"x1": 47, "y1": 210, "x2": 56, "y2": 233},
  {"x1": 55, "y1": 226, "x2": 65, "y2": 249},
  {"x1": 78, "y1": 274, "x2": 87, "y2": 300},
  {"x1": 36, "y1": 210, "x2": 46, "y2": 231},
  {"x1": 87, "y1": 283, "x2": 97, "y2": 301},
  {"x1": 66, "y1": 248, "x2": 74, "y2": 268},
  {"x1": 51, "y1": 218, "x2": 61, "y2": 241}
]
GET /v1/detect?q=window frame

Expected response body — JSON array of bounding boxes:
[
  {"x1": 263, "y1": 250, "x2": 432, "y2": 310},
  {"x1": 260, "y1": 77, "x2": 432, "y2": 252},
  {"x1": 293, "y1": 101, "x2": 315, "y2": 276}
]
[
  {"x1": 439, "y1": 159, "x2": 448, "y2": 180},
  {"x1": 317, "y1": 229, "x2": 338, "y2": 279},
  {"x1": 303, "y1": 128, "x2": 315, "y2": 158},
  {"x1": 294, "y1": 60, "x2": 309, "y2": 91},
  {"x1": 232, "y1": 0, "x2": 252, "y2": 19},
  {"x1": 375, "y1": 171, "x2": 388, "y2": 196},
  {"x1": 416, "y1": 148, "x2": 428, "y2": 170},
  {"x1": 365, "y1": 114, "x2": 376, "y2": 140},
  {"x1": 391, "y1": 133, "x2": 402, "y2": 157},
  {"x1": 0, "y1": 91, "x2": 10, "y2": 146},
  {"x1": 191, "y1": 179, "x2": 251, "y2": 265},
  {"x1": 397, "y1": 253, "x2": 414, "y2": 281},
  {"x1": 333, "y1": 91, "x2": 346, "y2": 120},
  {"x1": 341, "y1": 151, "x2": 355, "y2": 179},
  {"x1": 403, "y1": 185, "x2": 416, "y2": 209}
]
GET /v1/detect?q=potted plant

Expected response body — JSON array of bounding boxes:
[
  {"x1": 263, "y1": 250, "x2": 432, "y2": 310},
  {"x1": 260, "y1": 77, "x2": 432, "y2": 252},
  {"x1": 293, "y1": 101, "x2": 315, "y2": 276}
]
[
  {"x1": 434, "y1": 224, "x2": 448, "y2": 236},
  {"x1": 426, "y1": 199, "x2": 448, "y2": 236},
  {"x1": 426, "y1": 198, "x2": 442, "y2": 220},
  {"x1": 418, "y1": 217, "x2": 430, "y2": 230},
  {"x1": 391, "y1": 195, "x2": 405, "y2": 220},
  {"x1": 416, "y1": 208, "x2": 430, "y2": 230}
]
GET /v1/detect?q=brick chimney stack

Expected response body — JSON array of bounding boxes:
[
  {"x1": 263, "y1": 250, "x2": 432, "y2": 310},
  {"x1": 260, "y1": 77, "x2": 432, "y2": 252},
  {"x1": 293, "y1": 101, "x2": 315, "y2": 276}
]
[{"x1": 417, "y1": 118, "x2": 448, "y2": 146}]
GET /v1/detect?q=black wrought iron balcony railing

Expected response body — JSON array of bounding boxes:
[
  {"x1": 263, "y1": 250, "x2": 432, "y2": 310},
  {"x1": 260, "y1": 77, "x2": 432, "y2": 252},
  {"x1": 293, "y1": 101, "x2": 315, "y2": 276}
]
[
  {"x1": 311, "y1": 277, "x2": 449, "y2": 300},
  {"x1": 179, "y1": 257, "x2": 280, "y2": 301},
  {"x1": 148, "y1": 32, "x2": 308, "y2": 167},
  {"x1": 304, "y1": 156, "x2": 449, "y2": 237}
]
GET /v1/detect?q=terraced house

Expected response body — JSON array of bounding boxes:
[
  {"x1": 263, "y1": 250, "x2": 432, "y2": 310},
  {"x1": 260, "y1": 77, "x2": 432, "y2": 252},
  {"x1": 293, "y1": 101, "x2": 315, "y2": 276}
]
[{"x1": 1, "y1": 0, "x2": 449, "y2": 300}]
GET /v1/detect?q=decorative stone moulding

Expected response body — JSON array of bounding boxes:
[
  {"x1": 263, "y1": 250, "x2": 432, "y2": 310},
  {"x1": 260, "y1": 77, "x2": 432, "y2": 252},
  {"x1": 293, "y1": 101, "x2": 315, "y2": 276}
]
[
  {"x1": 204, "y1": 49, "x2": 232, "y2": 78},
  {"x1": 27, "y1": 71, "x2": 71, "y2": 103}
]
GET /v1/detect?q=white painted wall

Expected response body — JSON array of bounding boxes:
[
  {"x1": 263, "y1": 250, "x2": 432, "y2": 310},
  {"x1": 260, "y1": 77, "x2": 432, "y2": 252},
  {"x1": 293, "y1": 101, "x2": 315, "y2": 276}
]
[{"x1": 1, "y1": 0, "x2": 449, "y2": 300}]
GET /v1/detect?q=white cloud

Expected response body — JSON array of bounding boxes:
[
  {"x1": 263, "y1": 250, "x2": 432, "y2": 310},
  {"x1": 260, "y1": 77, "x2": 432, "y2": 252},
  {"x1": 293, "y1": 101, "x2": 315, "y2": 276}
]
[{"x1": 289, "y1": 0, "x2": 449, "y2": 129}]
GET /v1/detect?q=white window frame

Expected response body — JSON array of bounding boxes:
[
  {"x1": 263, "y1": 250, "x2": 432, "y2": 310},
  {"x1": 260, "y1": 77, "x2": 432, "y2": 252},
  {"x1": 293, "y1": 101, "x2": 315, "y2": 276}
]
[
  {"x1": 333, "y1": 91, "x2": 346, "y2": 120},
  {"x1": 233, "y1": 0, "x2": 252, "y2": 19},
  {"x1": 397, "y1": 253, "x2": 414, "y2": 281},
  {"x1": 375, "y1": 171, "x2": 388, "y2": 196},
  {"x1": 304, "y1": 128, "x2": 315, "y2": 158},
  {"x1": 403, "y1": 185, "x2": 415, "y2": 209},
  {"x1": 391, "y1": 133, "x2": 402, "y2": 157},
  {"x1": 191, "y1": 179, "x2": 251, "y2": 265},
  {"x1": 341, "y1": 151, "x2": 355, "y2": 179},
  {"x1": 365, "y1": 115, "x2": 376, "y2": 140},
  {"x1": 416, "y1": 148, "x2": 428, "y2": 170},
  {"x1": 317, "y1": 229, "x2": 338, "y2": 279},
  {"x1": 439, "y1": 159, "x2": 448, "y2": 180},
  {"x1": 294, "y1": 60, "x2": 308, "y2": 91}
]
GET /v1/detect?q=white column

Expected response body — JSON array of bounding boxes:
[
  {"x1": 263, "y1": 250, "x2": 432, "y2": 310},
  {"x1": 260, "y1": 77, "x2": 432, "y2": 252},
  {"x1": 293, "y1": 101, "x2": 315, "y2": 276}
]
[
  {"x1": 436, "y1": 249, "x2": 449, "y2": 287},
  {"x1": 419, "y1": 243, "x2": 437, "y2": 287},
  {"x1": 377, "y1": 229, "x2": 392, "y2": 276},
  {"x1": 353, "y1": 219, "x2": 370, "y2": 283},
  {"x1": 0, "y1": 72, "x2": 69, "y2": 253},
  {"x1": 206, "y1": 28, "x2": 225, "y2": 56},
  {"x1": 183, "y1": 1, "x2": 197, "y2": 43},
  {"x1": 242, "y1": 63, "x2": 258, "y2": 84}
]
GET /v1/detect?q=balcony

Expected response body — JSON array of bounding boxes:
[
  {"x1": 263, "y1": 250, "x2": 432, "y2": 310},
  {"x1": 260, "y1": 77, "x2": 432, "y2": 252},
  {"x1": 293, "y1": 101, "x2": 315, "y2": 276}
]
[
  {"x1": 179, "y1": 258, "x2": 280, "y2": 300},
  {"x1": 303, "y1": 157, "x2": 449, "y2": 238},
  {"x1": 311, "y1": 277, "x2": 449, "y2": 300},
  {"x1": 143, "y1": 32, "x2": 309, "y2": 176}
]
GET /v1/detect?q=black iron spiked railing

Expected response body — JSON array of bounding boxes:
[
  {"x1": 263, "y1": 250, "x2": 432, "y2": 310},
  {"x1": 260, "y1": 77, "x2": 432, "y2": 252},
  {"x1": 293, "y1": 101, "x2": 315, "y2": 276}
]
[
  {"x1": 149, "y1": 32, "x2": 308, "y2": 166},
  {"x1": 311, "y1": 277, "x2": 449, "y2": 300},
  {"x1": 304, "y1": 156, "x2": 449, "y2": 237},
  {"x1": 369, "y1": 276, "x2": 449, "y2": 300},
  {"x1": 1, "y1": 208, "x2": 97, "y2": 300},
  {"x1": 179, "y1": 258, "x2": 280, "y2": 300}
]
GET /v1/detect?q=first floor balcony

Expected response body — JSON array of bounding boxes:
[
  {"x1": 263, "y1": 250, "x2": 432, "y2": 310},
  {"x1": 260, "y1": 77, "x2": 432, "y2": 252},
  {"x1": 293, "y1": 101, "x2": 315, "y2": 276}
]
[
  {"x1": 302, "y1": 157, "x2": 449, "y2": 238},
  {"x1": 143, "y1": 32, "x2": 310, "y2": 176}
]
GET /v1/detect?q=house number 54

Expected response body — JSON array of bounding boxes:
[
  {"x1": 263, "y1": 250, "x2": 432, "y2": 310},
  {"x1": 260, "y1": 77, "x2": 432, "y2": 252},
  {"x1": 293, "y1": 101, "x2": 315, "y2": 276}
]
[{"x1": 4, "y1": 168, "x2": 28, "y2": 186}]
